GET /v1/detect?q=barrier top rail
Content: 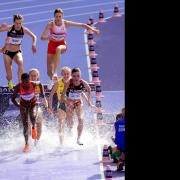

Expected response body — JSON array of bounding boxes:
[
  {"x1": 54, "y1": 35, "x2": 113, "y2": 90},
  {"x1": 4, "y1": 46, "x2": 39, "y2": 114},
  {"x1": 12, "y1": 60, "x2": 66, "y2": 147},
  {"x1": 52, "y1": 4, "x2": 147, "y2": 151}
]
[{"x1": 0, "y1": 83, "x2": 95, "y2": 95}]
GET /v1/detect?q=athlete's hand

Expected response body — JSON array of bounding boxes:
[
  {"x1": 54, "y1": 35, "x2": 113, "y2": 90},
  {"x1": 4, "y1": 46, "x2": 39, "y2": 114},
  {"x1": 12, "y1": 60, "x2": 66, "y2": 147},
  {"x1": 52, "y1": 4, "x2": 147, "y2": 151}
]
[
  {"x1": 92, "y1": 28, "x2": 100, "y2": 35},
  {"x1": 42, "y1": 98, "x2": 48, "y2": 109},
  {"x1": 0, "y1": 48, "x2": 3, "y2": 53},
  {"x1": 0, "y1": 46, "x2": 6, "y2": 53},
  {"x1": 32, "y1": 45, "x2": 37, "y2": 54},
  {"x1": 46, "y1": 36, "x2": 50, "y2": 41},
  {"x1": 87, "y1": 100, "x2": 93, "y2": 107}
]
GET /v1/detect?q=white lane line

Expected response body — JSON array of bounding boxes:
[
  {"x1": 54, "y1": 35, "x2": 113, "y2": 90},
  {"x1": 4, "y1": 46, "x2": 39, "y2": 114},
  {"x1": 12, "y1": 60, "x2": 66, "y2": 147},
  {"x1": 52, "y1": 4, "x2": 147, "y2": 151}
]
[
  {"x1": 96, "y1": 125, "x2": 105, "y2": 180},
  {"x1": 0, "y1": 0, "x2": 36, "y2": 6},
  {"x1": 0, "y1": 0, "x2": 85, "y2": 13},
  {"x1": 23, "y1": 9, "x2": 124, "y2": 25},
  {"x1": 84, "y1": 30, "x2": 92, "y2": 82},
  {"x1": 0, "y1": 1, "x2": 124, "y2": 20},
  {"x1": 92, "y1": 113, "x2": 105, "y2": 180},
  {"x1": 103, "y1": 90, "x2": 125, "y2": 92}
]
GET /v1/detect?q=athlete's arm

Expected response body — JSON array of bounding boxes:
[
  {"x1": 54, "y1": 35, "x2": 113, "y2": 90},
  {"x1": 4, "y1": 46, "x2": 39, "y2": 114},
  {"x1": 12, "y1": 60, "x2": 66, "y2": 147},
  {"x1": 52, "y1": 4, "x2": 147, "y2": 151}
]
[
  {"x1": 81, "y1": 92, "x2": 93, "y2": 107},
  {"x1": 64, "y1": 20, "x2": 100, "y2": 34},
  {"x1": 0, "y1": 24, "x2": 10, "y2": 32},
  {"x1": 11, "y1": 84, "x2": 20, "y2": 108},
  {"x1": 39, "y1": 83, "x2": 48, "y2": 108},
  {"x1": 61, "y1": 81, "x2": 70, "y2": 104},
  {"x1": 82, "y1": 80, "x2": 92, "y2": 106},
  {"x1": 49, "y1": 83, "x2": 58, "y2": 112},
  {"x1": 24, "y1": 27, "x2": 37, "y2": 54},
  {"x1": 41, "y1": 23, "x2": 51, "y2": 40}
]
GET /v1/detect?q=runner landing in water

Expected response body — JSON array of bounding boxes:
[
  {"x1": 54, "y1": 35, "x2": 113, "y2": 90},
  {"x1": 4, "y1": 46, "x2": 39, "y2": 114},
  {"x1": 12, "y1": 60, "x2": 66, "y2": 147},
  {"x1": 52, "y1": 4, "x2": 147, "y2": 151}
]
[
  {"x1": 41, "y1": 8, "x2": 100, "y2": 90},
  {"x1": 61, "y1": 68, "x2": 92, "y2": 145},
  {"x1": 11, "y1": 73, "x2": 47, "y2": 153},
  {"x1": 49, "y1": 67, "x2": 93, "y2": 145}
]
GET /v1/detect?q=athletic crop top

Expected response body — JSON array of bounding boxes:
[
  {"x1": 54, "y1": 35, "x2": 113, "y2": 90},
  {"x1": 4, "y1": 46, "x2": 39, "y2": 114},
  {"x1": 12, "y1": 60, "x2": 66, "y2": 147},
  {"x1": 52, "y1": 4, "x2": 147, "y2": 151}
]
[
  {"x1": 50, "y1": 19, "x2": 67, "y2": 41},
  {"x1": 56, "y1": 78, "x2": 65, "y2": 100},
  {"x1": 7, "y1": 25, "x2": 24, "y2": 45},
  {"x1": 66, "y1": 79, "x2": 85, "y2": 100},
  {"x1": 20, "y1": 82, "x2": 35, "y2": 101}
]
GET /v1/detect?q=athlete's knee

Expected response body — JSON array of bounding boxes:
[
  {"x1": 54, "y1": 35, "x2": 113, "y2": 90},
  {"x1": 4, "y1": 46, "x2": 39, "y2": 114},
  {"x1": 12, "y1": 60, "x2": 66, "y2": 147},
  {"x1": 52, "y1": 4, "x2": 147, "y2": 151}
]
[
  {"x1": 56, "y1": 47, "x2": 63, "y2": 54},
  {"x1": 30, "y1": 109, "x2": 37, "y2": 125},
  {"x1": 17, "y1": 59, "x2": 23, "y2": 66}
]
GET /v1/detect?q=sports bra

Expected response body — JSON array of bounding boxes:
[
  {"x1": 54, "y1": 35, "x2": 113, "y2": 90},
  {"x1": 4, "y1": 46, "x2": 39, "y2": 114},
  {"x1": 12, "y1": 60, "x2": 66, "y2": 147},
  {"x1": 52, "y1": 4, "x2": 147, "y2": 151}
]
[
  {"x1": 66, "y1": 79, "x2": 85, "y2": 100},
  {"x1": 50, "y1": 19, "x2": 67, "y2": 41},
  {"x1": 20, "y1": 82, "x2": 35, "y2": 101},
  {"x1": 7, "y1": 25, "x2": 24, "y2": 45}
]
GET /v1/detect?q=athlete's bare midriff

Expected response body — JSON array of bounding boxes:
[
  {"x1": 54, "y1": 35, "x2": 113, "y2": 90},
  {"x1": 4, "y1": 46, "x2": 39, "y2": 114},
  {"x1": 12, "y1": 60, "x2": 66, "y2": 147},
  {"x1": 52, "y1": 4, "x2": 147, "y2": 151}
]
[{"x1": 6, "y1": 43, "x2": 21, "y2": 52}]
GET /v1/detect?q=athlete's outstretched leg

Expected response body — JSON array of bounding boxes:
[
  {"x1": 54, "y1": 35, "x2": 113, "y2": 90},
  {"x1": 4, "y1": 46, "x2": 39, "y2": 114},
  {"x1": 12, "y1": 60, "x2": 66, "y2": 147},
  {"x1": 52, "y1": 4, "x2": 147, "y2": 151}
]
[
  {"x1": 14, "y1": 52, "x2": 23, "y2": 82},
  {"x1": 47, "y1": 54, "x2": 54, "y2": 80},
  {"x1": 53, "y1": 45, "x2": 66, "y2": 76},
  {"x1": 75, "y1": 104, "x2": 84, "y2": 145},
  {"x1": 3, "y1": 54, "x2": 13, "y2": 89}
]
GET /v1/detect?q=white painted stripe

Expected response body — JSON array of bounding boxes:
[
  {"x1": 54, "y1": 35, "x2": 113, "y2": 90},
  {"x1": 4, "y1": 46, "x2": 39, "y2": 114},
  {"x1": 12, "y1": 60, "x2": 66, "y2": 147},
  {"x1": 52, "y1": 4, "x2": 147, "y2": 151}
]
[
  {"x1": 103, "y1": 90, "x2": 125, "y2": 92},
  {"x1": 23, "y1": 9, "x2": 124, "y2": 25},
  {"x1": 0, "y1": 0, "x2": 36, "y2": 6},
  {"x1": 84, "y1": 30, "x2": 92, "y2": 82},
  {"x1": 94, "y1": 114, "x2": 105, "y2": 180},
  {"x1": 0, "y1": 0, "x2": 85, "y2": 13},
  {"x1": 0, "y1": 1, "x2": 124, "y2": 20}
]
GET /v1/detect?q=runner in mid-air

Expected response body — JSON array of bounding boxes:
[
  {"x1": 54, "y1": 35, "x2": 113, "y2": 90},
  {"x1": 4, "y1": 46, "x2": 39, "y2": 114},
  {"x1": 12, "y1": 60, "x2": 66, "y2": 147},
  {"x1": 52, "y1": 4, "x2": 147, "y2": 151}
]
[
  {"x1": 41, "y1": 8, "x2": 100, "y2": 89},
  {"x1": 61, "y1": 68, "x2": 92, "y2": 145},
  {"x1": 11, "y1": 73, "x2": 47, "y2": 152},
  {"x1": 0, "y1": 14, "x2": 37, "y2": 89}
]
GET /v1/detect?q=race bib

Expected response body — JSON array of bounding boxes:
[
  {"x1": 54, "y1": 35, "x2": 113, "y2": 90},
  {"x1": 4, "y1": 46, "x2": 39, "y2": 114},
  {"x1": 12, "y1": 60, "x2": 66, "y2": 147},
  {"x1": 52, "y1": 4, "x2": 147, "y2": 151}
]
[
  {"x1": 51, "y1": 34, "x2": 65, "y2": 41},
  {"x1": 9, "y1": 37, "x2": 22, "y2": 45},
  {"x1": 21, "y1": 93, "x2": 35, "y2": 101},
  {"x1": 68, "y1": 92, "x2": 81, "y2": 100}
]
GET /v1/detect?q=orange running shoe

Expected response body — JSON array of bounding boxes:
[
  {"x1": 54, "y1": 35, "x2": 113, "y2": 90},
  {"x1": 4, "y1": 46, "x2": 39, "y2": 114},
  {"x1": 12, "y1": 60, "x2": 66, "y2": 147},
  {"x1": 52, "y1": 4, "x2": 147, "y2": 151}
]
[
  {"x1": 32, "y1": 127, "x2": 37, "y2": 140},
  {"x1": 23, "y1": 144, "x2": 29, "y2": 153}
]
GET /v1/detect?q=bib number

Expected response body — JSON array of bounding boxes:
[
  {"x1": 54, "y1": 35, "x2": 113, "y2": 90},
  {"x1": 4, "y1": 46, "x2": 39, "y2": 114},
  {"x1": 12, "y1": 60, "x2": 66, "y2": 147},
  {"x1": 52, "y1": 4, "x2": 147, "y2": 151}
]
[
  {"x1": 68, "y1": 92, "x2": 81, "y2": 100},
  {"x1": 9, "y1": 37, "x2": 22, "y2": 45}
]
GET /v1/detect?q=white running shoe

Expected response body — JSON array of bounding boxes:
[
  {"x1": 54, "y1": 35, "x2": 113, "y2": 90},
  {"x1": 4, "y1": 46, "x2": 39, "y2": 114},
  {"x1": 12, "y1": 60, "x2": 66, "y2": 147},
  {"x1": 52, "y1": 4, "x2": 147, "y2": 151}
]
[
  {"x1": 77, "y1": 139, "x2": 83, "y2": 146},
  {"x1": 52, "y1": 73, "x2": 58, "y2": 83},
  {"x1": 47, "y1": 80, "x2": 54, "y2": 90}
]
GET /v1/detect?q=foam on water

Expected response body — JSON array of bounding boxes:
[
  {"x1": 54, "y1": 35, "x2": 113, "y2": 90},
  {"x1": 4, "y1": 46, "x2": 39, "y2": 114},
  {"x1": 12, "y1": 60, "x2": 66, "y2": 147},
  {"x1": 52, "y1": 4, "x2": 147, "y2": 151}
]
[{"x1": 0, "y1": 111, "x2": 114, "y2": 159}]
